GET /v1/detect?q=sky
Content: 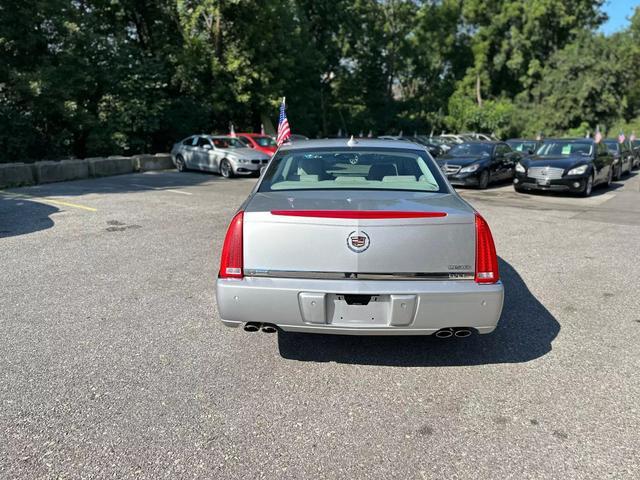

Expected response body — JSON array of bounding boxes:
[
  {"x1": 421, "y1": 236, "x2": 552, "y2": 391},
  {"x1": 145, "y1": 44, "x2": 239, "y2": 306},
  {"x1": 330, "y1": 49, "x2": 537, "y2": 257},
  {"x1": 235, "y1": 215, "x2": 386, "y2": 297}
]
[{"x1": 600, "y1": 0, "x2": 638, "y2": 34}]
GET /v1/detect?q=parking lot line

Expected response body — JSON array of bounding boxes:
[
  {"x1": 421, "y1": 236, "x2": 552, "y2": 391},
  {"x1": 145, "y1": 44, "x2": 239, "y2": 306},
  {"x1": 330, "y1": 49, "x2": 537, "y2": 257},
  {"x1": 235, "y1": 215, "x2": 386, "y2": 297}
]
[{"x1": 0, "y1": 190, "x2": 97, "y2": 212}]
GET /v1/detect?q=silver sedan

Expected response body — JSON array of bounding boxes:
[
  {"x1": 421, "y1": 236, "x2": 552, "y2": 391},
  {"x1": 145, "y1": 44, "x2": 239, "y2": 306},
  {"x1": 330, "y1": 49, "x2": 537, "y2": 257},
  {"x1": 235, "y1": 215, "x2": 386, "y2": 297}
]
[
  {"x1": 171, "y1": 135, "x2": 270, "y2": 178},
  {"x1": 215, "y1": 138, "x2": 504, "y2": 337}
]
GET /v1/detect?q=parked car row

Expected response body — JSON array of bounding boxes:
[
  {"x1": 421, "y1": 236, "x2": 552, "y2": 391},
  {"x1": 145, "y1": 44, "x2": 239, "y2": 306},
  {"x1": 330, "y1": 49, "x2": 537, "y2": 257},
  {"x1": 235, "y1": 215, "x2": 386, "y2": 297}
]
[
  {"x1": 171, "y1": 132, "x2": 639, "y2": 198},
  {"x1": 433, "y1": 137, "x2": 638, "y2": 197}
]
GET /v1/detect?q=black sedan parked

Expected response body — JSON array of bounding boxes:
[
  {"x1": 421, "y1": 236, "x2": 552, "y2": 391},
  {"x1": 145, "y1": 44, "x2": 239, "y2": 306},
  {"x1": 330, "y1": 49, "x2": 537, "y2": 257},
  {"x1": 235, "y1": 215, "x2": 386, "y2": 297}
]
[
  {"x1": 631, "y1": 139, "x2": 640, "y2": 168},
  {"x1": 514, "y1": 138, "x2": 614, "y2": 197},
  {"x1": 603, "y1": 139, "x2": 634, "y2": 180},
  {"x1": 436, "y1": 141, "x2": 520, "y2": 189}
]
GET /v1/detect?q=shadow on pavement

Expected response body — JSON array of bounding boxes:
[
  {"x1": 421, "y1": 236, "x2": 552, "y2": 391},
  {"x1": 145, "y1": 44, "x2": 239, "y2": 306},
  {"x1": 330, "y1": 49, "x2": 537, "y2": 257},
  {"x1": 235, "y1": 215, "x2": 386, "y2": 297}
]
[
  {"x1": 0, "y1": 196, "x2": 58, "y2": 238},
  {"x1": 2, "y1": 170, "x2": 255, "y2": 199},
  {"x1": 277, "y1": 258, "x2": 560, "y2": 366}
]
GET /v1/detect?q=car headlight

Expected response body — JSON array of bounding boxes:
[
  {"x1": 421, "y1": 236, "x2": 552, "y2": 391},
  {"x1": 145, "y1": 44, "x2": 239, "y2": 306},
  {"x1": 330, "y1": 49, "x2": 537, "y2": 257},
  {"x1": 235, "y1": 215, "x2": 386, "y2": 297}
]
[
  {"x1": 234, "y1": 157, "x2": 248, "y2": 164},
  {"x1": 515, "y1": 162, "x2": 526, "y2": 173},
  {"x1": 460, "y1": 163, "x2": 480, "y2": 173},
  {"x1": 567, "y1": 165, "x2": 588, "y2": 176}
]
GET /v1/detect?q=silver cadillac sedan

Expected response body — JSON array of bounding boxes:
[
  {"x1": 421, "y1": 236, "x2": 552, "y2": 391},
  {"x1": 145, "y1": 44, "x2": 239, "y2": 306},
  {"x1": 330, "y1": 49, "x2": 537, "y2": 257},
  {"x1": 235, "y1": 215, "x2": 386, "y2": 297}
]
[
  {"x1": 171, "y1": 135, "x2": 270, "y2": 178},
  {"x1": 215, "y1": 138, "x2": 503, "y2": 337}
]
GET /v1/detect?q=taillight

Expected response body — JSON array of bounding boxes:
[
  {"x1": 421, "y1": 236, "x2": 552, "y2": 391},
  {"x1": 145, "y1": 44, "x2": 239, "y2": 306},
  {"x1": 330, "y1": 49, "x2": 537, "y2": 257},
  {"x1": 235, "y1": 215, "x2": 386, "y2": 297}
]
[
  {"x1": 474, "y1": 213, "x2": 499, "y2": 284},
  {"x1": 218, "y1": 211, "x2": 244, "y2": 278}
]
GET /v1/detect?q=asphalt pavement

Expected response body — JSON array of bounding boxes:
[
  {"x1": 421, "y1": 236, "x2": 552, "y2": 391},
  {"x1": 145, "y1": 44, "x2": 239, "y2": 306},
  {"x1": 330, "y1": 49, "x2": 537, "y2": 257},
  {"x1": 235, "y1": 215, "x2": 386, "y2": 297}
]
[{"x1": 1, "y1": 170, "x2": 639, "y2": 479}]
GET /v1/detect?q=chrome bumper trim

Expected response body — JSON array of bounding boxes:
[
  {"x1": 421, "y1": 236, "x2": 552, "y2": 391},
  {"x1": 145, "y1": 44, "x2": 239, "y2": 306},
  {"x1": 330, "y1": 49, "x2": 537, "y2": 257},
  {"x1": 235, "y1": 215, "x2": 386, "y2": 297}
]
[{"x1": 244, "y1": 269, "x2": 474, "y2": 281}]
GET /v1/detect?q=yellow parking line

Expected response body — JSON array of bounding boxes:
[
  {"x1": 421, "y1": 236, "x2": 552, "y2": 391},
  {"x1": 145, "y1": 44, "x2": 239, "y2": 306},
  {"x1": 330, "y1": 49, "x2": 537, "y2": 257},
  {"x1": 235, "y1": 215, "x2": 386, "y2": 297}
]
[{"x1": 0, "y1": 190, "x2": 97, "y2": 212}]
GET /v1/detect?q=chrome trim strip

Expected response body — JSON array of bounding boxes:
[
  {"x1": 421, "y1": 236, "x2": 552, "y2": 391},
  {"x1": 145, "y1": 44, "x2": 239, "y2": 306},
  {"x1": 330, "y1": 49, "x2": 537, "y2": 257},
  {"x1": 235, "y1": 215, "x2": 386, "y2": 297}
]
[{"x1": 244, "y1": 270, "x2": 474, "y2": 281}]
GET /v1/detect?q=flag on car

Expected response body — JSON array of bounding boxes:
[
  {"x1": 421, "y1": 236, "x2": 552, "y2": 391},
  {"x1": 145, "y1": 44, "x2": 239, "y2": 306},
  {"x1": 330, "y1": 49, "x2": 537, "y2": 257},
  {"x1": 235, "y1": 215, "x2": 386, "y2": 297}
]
[
  {"x1": 618, "y1": 131, "x2": 626, "y2": 143},
  {"x1": 276, "y1": 98, "x2": 291, "y2": 146},
  {"x1": 594, "y1": 125, "x2": 602, "y2": 144},
  {"x1": 229, "y1": 123, "x2": 236, "y2": 138},
  {"x1": 631, "y1": 132, "x2": 637, "y2": 142},
  {"x1": 260, "y1": 123, "x2": 265, "y2": 135}
]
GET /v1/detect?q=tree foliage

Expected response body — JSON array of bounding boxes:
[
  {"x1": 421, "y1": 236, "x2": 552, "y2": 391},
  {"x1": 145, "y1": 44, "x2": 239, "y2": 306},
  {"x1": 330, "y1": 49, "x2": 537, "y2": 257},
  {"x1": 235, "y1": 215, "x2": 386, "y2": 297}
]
[{"x1": 0, "y1": 0, "x2": 638, "y2": 162}]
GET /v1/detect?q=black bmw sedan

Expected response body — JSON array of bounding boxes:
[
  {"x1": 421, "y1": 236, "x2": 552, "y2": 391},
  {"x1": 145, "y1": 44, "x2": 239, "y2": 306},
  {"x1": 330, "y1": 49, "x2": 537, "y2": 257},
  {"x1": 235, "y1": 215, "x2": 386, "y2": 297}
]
[
  {"x1": 513, "y1": 138, "x2": 614, "y2": 197},
  {"x1": 436, "y1": 141, "x2": 520, "y2": 189}
]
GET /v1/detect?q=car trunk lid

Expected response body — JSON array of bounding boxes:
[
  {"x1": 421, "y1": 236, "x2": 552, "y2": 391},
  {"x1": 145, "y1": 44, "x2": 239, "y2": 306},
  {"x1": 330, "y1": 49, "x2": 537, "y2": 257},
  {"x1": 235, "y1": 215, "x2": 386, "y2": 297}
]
[{"x1": 242, "y1": 190, "x2": 476, "y2": 279}]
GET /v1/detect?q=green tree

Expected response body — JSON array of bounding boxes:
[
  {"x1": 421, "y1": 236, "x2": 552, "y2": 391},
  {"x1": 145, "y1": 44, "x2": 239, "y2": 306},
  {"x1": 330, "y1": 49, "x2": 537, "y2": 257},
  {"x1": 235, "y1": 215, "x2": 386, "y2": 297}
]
[{"x1": 523, "y1": 32, "x2": 628, "y2": 135}]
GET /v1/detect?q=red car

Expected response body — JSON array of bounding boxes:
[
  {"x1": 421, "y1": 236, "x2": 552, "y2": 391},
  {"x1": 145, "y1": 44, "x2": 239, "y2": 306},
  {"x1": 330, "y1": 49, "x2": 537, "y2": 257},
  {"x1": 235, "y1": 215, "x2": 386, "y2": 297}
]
[{"x1": 236, "y1": 133, "x2": 277, "y2": 156}]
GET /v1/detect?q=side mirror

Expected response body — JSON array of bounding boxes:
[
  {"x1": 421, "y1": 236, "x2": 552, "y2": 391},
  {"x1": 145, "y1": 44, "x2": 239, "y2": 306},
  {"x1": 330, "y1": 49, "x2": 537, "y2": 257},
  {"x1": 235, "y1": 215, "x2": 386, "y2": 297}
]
[{"x1": 203, "y1": 144, "x2": 212, "y2": 150}]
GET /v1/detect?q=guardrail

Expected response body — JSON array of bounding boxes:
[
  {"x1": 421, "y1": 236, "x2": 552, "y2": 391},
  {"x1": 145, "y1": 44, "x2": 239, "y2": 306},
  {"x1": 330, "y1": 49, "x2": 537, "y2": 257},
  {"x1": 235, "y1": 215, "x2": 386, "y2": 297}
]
[{"x1": 0, "y1": 154, "x2": 173, "y2": 188}]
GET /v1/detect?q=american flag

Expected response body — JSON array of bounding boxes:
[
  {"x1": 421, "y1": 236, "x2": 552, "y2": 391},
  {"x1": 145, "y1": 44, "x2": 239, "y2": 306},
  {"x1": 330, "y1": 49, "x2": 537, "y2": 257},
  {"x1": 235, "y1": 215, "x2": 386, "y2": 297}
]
[
  {"x1": 618, "y1": 131, "x2": 626, "y2": 143},
  {"x1": 229, "y1": 123, "x2": 236, "y2": 138},
  {"x1": 594, "y1": 125, "x2": 602, "y2": 144},
  {"x1": 276, "y1": 98, "x2": 291, "y2": 146},
  {"x1": 631, "y1": 132, "x2": 637, "y2": 142}
]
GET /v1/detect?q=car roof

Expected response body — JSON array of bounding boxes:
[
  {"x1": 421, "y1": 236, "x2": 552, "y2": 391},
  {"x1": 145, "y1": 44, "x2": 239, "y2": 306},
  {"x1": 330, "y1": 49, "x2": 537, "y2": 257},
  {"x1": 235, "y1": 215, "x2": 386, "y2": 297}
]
[
  {"x1": 536, "y1": 138, "x2": 595, "y2": 143},
  {"x1": 278, "y1": 138, "x2": 426, "y2": 152},
  {"x1": 237, "y1": 133, "x2": 270, "y2": 137},
  {"x1": 506, "y1": 138, "x2": 539, "y2": 142}
]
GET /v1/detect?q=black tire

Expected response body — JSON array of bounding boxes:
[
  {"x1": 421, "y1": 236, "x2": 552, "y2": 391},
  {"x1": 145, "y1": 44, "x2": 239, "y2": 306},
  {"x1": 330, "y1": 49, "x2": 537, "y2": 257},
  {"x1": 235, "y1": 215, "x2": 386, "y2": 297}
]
[
  {"x1": 514, "y1": 185, "x2": 525, "y2": 194},
  {"x1": 580, "y1": 174, "x2": 594, "y2": 197},
  {"x1": 614, "y1": 163, "x2": 622, "y2": 181},
  {"x1": 175, "y1": 155, "x2": 187, "y2": 172},
  {"x1": 220, "y1": 159, "x2": 234, "y2": 178},
  {"x1": 478, "y1": 170, "x2": 490, "y2": 189},
  {"x1": 606, "y1": 166, "x2": 613, "y2": 187}
]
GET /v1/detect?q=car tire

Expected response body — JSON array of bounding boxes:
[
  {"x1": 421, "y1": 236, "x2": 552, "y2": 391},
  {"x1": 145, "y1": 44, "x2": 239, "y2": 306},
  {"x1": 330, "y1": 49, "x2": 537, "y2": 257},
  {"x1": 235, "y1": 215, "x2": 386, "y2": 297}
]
[
  {"x1": 220, "y1": 159, "x2": 234, "y2": 179},
  {"x1": 514, "y1": 186, "x2": 525, "y2": 194},
  {"x1": 478, "y1": 170, "x2": 490, "y2": 189},
  {"x1": 580, "y1": 174, "x2": 594, "y2": 197},
  {"x1": 176, "y1": 155, "x2": 187, "y2": 172},
  {"x1": 614, "y1": 164, "x2": 621, "y2": 181},
  {"x1": 606, "y1": 166, "x2": 613, "y2": 187}
]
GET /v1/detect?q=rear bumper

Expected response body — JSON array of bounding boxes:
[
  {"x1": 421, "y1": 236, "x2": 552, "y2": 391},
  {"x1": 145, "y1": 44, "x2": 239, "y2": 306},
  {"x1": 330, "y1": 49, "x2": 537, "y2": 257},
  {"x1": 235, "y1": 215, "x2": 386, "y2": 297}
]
[{"x1": 216, "y1": 277, "x2": 504, "y2": 335}]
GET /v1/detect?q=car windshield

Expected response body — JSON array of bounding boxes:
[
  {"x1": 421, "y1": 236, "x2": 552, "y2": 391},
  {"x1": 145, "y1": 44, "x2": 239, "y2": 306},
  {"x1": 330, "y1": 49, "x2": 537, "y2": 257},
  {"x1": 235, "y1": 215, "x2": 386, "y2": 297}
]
[
  {"x1": 212, "y1": 137, "x2": 246, "y2": 149},
  {"x1": 447, "y1": 143, "x2": 492, "y2": 157},
  {"x1": 259, "y1": 148, "x2": 448, "y2": 193},
  {"x1": 508, "y1": 141, "x2": 537, "y2": 152},
  {"x1": 536, "y1": 141, "x2": 593, "y2": 156},
  {"x1": 603, "y1": 141, "x2": 620, "y2": 153},
  {"x1": 254, "y1": 136, "x2": 277, "y2": 147}
]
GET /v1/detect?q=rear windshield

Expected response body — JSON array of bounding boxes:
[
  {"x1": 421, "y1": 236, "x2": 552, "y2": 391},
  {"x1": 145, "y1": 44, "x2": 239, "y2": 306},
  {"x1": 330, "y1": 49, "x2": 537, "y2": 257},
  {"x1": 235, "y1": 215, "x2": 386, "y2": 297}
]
[
  {"x1": 536, "y1": 141, "x2": 593, "y2": 156},
  {"x1": 258, "y1": 148, "x2": 448, "y2": 193}
]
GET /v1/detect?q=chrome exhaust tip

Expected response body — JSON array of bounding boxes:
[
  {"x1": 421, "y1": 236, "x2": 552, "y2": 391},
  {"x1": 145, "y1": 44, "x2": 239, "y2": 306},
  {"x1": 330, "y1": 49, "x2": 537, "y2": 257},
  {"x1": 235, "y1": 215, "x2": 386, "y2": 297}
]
[
  {"x1": 454, "y1": 328, "x2": 472, "y2": 338},
  {"x1": 243, "y1": 322, "x2": 262, "y2": 332},
  {"x1": 261, "y1": 324, "x2": 277, "y2": 333},
  {"x1": 435, "y1": 328, "x2": 454, "y2": 339}
]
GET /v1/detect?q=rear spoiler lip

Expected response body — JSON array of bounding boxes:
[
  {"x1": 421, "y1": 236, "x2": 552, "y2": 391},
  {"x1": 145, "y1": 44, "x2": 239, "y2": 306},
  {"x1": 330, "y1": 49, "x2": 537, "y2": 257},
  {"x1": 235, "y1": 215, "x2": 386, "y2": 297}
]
[{"x1": 270, "y1": 210, "x2": 447, "y2": 219}]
